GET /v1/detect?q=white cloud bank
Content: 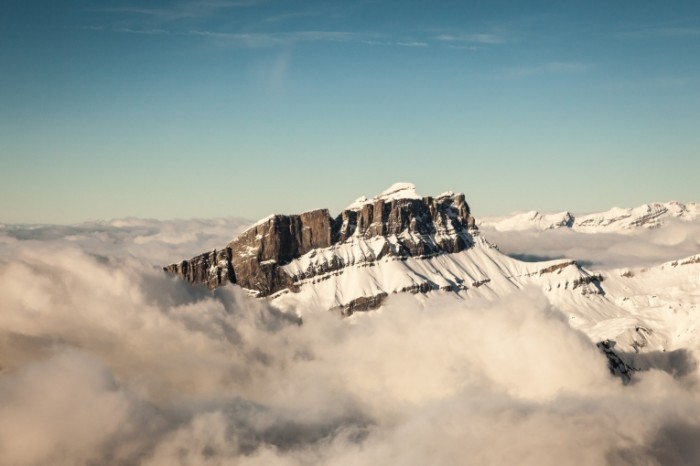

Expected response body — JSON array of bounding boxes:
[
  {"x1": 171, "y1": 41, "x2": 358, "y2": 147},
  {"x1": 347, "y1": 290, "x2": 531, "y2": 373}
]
[
  {"x1": 0, "y1": 217, "x2": 251, "y2": 265},
  {"x1": 1, "y1": 219, "x2": 700, "y2": 465},
  {"x1": 480, "y1": 218, "x2": 700, "y2": 270}
]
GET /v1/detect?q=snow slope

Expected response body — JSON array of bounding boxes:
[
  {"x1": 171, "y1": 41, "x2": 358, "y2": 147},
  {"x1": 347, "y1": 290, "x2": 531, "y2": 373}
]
[
  {"x1": 271, "y1": 231, "x2": 601, "y2": 312},
  {"x1": 562, "y1": 254, "x2": 700, "y2": 353},
  {"x1": 270, "y1": 239, "x2": 700, "y2": 355}
]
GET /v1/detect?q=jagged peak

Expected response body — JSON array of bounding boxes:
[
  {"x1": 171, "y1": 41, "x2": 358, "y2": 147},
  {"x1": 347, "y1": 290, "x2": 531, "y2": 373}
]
[
  {"x1": 480, "y1": 199, "x2": 700, "y2": 233},
  {"x1": 244, "y1": 183, "x2": 471, "y2": 238},
  {"x1": 346, "y1": 182, "x2": 422, "y2": 210}
]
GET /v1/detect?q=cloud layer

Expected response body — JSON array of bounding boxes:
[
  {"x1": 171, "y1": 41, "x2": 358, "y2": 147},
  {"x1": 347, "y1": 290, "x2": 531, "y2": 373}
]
[
  {"x1": 1, "y1": 220, "x2": 700, "y2": 465},
  {"x1": 480, "y1": 219, "x2": 700, "y2": 269},
  {"x1": 0, "y1": 217, "x2": 251, "y2": 265}
]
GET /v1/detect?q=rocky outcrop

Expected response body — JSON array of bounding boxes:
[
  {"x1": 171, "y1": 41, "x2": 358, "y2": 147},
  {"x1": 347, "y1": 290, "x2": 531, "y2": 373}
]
[
  {"x1": 336, "y1": 293, "x2": 389, "y2": 316},
  {"x1": 165, "y1": 183, "x2": 478, "y2": 297},
  {"x1": 597, "y1": 340, "x2": 635, "y2": 383},
  {"x1": 164, "y1": 248, "x2": 234, "y2": 289},
  {"x1": 538, "y1": 261, "x2": 577, "y2": 275}
]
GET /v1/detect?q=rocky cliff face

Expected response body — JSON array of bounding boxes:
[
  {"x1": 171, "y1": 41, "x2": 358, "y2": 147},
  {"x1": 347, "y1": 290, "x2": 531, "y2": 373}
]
[
  {"x1": 165, "y1": 248, "x2": 234, "y2": 289},
  {"x1": 165, "y1": 183, "x2": 477, "y2": 297}
]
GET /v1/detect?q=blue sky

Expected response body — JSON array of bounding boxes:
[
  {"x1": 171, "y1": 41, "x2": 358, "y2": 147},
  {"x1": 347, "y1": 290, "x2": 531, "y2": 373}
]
[{"x1": 1, "y1": 0, "x2": 699, "y2": 223}]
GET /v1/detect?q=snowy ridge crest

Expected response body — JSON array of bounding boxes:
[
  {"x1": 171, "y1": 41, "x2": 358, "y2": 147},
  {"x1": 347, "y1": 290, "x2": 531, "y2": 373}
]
[
  {"x1": 480, "y1": 201, "x2": 700, "y2": 233},
  {"x1": 346, "y1": 182, "x2": 422, "y2": 210}
]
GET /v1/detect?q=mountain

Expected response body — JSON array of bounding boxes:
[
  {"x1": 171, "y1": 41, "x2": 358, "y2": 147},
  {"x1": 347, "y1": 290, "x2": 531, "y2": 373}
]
[
  {"x1": 166, "y1": 184, "x2": 700, "y2": 358},
  {"x1": 572, "y1": 254, "x2": 700, "y2": 353},
  {"x1": 480, "y1": 201, "x2": 700, "y2": 233},
  {"x1": 166, "y1": 183, "x2": 602, "y2": 314}
]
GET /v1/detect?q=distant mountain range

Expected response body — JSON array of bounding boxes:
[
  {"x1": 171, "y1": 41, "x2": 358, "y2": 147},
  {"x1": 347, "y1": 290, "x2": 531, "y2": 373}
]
[
  {"x1": 166, "y1": 183, "x2": 700, "y2": 360},
  {"x1": 479, "y1": 201, "x2": 700, "y2": 233}
]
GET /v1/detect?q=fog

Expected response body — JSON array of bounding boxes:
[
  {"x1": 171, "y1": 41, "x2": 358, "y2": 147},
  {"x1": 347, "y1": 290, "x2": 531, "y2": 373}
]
[
  {"x1": 479, "y1": 219, "x2": 700, "y2": 270},
  {"x1": 0, "y1": 217, "x2": 252, "y2": 265},
  {"x1": 1, "y1": 220, "x2": 700, "y2": 465}
]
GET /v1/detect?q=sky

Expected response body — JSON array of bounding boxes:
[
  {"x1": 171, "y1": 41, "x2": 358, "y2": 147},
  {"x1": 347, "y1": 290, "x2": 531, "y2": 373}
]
[{"x1": 1, "y1": 0, "x2": 699, "y2": 224}]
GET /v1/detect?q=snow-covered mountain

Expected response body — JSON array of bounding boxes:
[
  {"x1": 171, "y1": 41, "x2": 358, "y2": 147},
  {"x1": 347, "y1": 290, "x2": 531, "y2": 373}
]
[
  {"x1": 565, "y1": 254, "x2": 700, "y2": 353},
  {"x1": 273, "y1": 233, "x2": 601, "y2": 314},
  {"x1": 167, "y1": 183, "x2": 476, "y2": 301},
  {"x1": 480, "y1": 201, "x2": 700, "y2": 233},
  {"x1": 166, "y1": 184, "x2": 700, "y2": 356},
  {"x1": 166, "y1": 183, "x2": 599, "y2": 313}
]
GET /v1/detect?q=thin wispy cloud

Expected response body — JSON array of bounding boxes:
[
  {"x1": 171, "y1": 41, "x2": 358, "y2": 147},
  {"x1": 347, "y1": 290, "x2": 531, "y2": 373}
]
[
  {"x1": 113, "y1": 27, "x2": 171, "y2": 35},
  {"x1": 97, "y1": 26, "x2": 397, "y2": 49},
  {"x1": 95, "y1": 4, "x2": 513, "y2": 51},
  {"x1": 604, "y1": 76, "x2": 697, "y2": 90},
  {"x1": 397, "y1": 41, "x2": 428, "y2": 48},
  {"x1": 504, "y1": 61, "x2": 593, "y2": 78},
  {"x1": 447, "y1": 44, "x2": 479, "y2": 51},
  {"x1": 187, "y1": 29, "x2": 365, "y2": 47},
  {"x1": 360, "y1": 39, "x2": 392, "y2": 46},
  {"x1": 100, "y1": 0, "x2": 266, "y2": 21},
  {"x1": 261, "y1": 10, "x2": 325, "y2": 24},
  {"x1": 435, "y1": 32, "x2": 509, "y2": 45},
  {"x1": 616, "y1": 27, "x2": 700, "y2": 39}
]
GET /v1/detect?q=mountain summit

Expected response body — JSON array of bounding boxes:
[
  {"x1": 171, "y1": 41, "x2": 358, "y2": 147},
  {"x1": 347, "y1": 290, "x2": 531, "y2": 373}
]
[{"x1": 166, "y1": 183, "x2": 482, "y2": 307}]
